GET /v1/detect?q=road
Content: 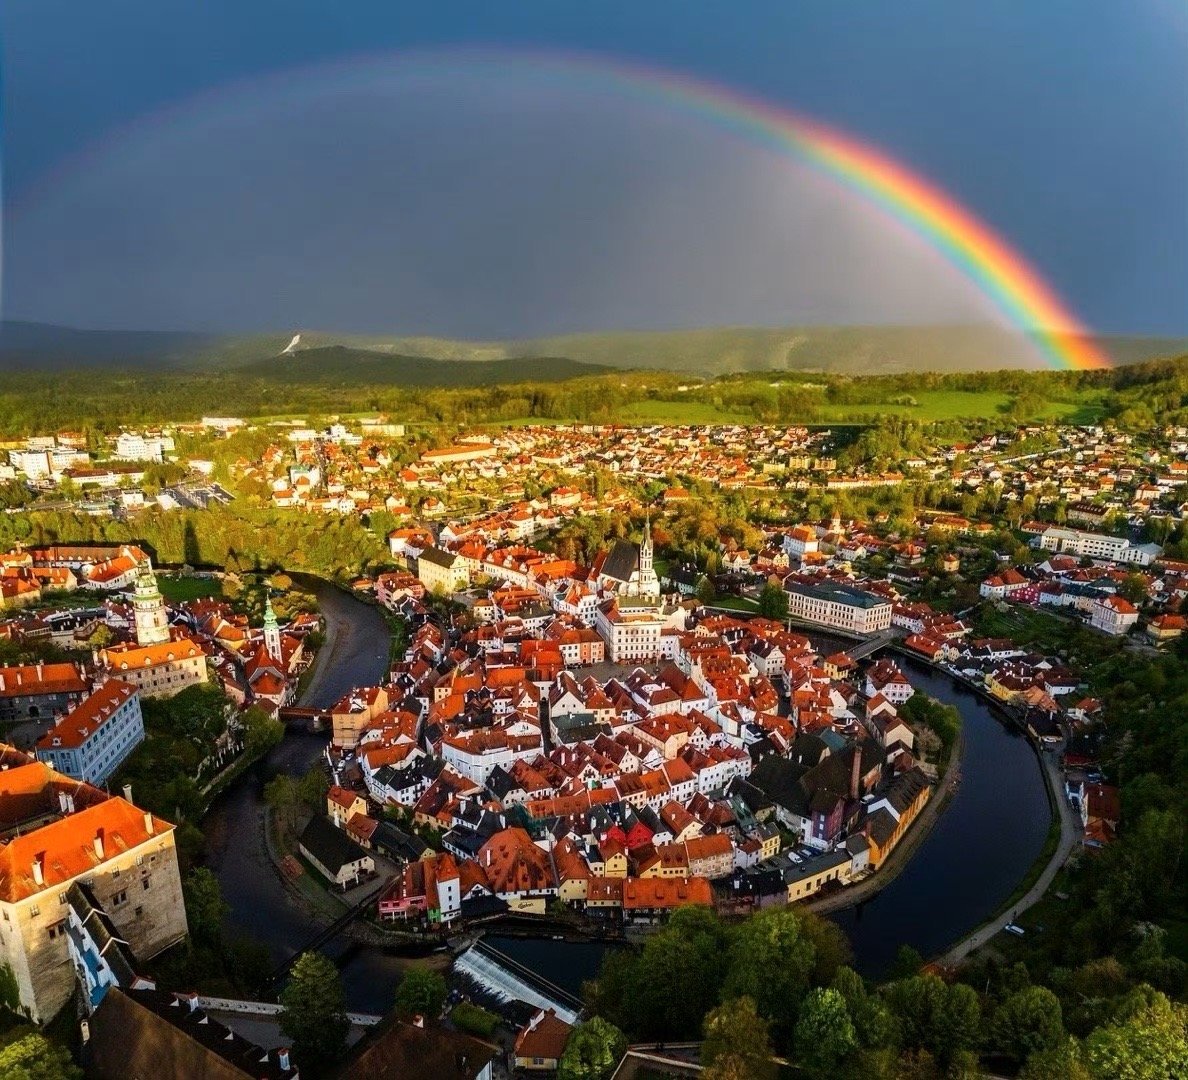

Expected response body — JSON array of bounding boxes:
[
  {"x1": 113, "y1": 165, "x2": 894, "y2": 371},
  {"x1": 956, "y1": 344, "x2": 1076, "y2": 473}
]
[{"x1": 935, "y1": 747, "x2": 1082, "y2": 966}]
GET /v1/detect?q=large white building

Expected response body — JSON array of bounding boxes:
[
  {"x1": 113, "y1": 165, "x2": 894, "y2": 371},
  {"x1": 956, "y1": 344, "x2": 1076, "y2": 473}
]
[
  {"x1": 1035, "y1": 527, "x2": 1160, "y2": 566},
  {"x1": 34, "y1": 680, "x2": 144, "y2": 785},
  {"x1": 594, "y1": 597, "x2": 665, "y2": 662},
  {"x1": 785, "y1": 580, "x2": 893, "y2": 634}
]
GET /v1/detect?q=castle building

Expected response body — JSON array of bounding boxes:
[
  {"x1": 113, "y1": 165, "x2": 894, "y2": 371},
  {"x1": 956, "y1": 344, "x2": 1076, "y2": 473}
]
[
  {"x1": 0, "y1": 748, "x2": 187, "y2": 1022},
  {"x1": 263, "y1": 595, "x2": 282, "y2": 663}
]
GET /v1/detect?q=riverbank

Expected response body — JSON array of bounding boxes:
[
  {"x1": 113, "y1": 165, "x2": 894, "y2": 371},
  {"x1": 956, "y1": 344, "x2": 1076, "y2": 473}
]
[{"x1": 806, "y1": 718, "x2": 966, "y2": 917}]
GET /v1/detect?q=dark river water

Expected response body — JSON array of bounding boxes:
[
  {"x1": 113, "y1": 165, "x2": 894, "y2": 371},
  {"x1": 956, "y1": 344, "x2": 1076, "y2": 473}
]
[{"x1": 203, "y1": 583, "x2": 1052, "y2": 1007}]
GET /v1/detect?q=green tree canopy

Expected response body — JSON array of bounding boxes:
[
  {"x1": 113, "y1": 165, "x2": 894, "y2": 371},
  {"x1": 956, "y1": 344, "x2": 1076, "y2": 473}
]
[
  {"x1": 279, "y1": 951, "x2": 349, "y2": 1078},
  {"x1": 792, "y1": 987, "x2": 857, "y2": 1076},
  {"x1": 393, "y1": 967, "x2": 448, "y2": 1021},
  {"x1": 701, "y1": 996, "x2": 777, "y2": 1080},
  {"x1": 557, "y1": 1017, "x2": 627, "y2": 1080},
  {"x1": 992, "y1": 986, "x2": 1066, "y2": 1063},
  {"x1": 0, "y1": 1032, "x2": 81, "y2": 1080}
]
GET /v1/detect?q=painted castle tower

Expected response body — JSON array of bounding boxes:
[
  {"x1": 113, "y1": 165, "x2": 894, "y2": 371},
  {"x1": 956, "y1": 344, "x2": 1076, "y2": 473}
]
[{"x1": 132, "y1": 559, "x2": 170, "y2": 647}]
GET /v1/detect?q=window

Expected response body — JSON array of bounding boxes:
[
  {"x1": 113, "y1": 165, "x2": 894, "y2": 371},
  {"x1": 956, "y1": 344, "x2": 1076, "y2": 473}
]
[
  {"x1": 112, "y1": 891, "x2": 127, "y2": 906},
  {"x1": 47, "y1": 921, "x2": 66, "y2": 941},
  {"x1": 30, "y1": 905, "x2": 39, "y2": 917},
  {"x1": 142, "y1": 876, "x2": 151, "y2": 891},
  {"x1": 58, "y1": 893, "x2": 67, "y2": 906}
]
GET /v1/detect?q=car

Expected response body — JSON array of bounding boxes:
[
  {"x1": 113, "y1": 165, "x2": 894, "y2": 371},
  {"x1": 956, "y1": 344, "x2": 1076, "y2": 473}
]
[{"x1": 1004, "y1": 923, "x2": 1025, "y2": 936}]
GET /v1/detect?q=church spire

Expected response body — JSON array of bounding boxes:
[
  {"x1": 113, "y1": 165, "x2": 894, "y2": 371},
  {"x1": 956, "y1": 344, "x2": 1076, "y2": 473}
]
[{"x1": 263, "y1": 592, "x2": 282, "y2": 662}]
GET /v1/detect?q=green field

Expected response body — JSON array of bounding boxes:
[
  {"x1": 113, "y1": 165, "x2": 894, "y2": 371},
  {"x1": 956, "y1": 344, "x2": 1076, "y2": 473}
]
[
  {"x1": 814, "y1": 389, "x2": 1106, "y2": 424},
  {"x1": 158, "y1": 575, "x2": 223, "y2": 602},
  {"x1": 619, "y1": 399, "x2": 756, "y2": 424}
]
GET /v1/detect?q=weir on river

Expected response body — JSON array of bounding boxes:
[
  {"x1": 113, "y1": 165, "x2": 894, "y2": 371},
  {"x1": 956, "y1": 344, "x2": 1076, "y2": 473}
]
[{"x1": 203, "y1": 580, "x2": 1053, "y2": 1010}]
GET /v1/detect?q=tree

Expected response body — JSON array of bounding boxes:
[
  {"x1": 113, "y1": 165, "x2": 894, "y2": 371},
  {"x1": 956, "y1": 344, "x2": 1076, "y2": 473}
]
[
  {"x1": 1020, "y1": 1038, "x2": 1092, "y2": 1080},
  {"x1": 992, "y1": 986, "x2": 1066, "y2": 1062},
  {"x1": 792, "y1": 988, "x2": 856, "y2": 1076},
  {"x1": 757, "y1": 583, "x2": 789, "y2": 621},
  {"x1": 721, "y1": 907, "x2": 816, "y2": 1045},
  {"x1": 393, "y1": 966, "x2": 447, "y2": 1021},
  {"x1": 557, "y1": 1017, "x2": 627, "y2": 1080},
  {"x1": 696, "y1": 576, "x2": 717, "y2": 605},
  {"x1": 1084, "y1": 994, "x2": 1188, "y2": 1080},
  {"x1": 279, "y1": 951, "x2": 349, "y2": 1078},
  {"x1": 241, "y1": 705, "x2": 284, "y2": 758},
  {"x1": 0, "y1": 1032, "x2": 82, "y2": 1080},
  {"x1": 701, "y1": 997, "x2": 777, "y2": 1080},
  {"x1": 182, "y1": 867, "x2": 229, "y2": 951},
  {"x1": 264, "y1": 774, "x2": 299, "y2": 833}
]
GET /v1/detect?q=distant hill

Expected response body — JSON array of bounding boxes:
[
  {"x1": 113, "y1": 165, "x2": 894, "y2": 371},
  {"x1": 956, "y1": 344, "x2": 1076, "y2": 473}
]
[
  {"x1": 235, "y1": 346, "x2": 608, "y2": 386},
  {"x1": 3, "y1": 320, "x2": 1186, "y2": 377}
]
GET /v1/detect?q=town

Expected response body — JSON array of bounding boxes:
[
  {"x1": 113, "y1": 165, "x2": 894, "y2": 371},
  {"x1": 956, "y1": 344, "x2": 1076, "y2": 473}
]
[{"x1": 0, "y1": 406, "x2": 1175, "y2": 1078}]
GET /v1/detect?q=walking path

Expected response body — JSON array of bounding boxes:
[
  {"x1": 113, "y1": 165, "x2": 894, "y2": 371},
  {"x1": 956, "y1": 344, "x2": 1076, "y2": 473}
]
[{"x1": 936, "y1": 749, "x2": 1081, "y2": 966}]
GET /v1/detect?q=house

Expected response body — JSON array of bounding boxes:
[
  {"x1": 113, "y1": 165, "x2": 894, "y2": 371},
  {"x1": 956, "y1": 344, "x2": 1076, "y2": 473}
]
[
  {"x1": 417, "y1": 547, "x2": 470, "y2": 594},
  {"x1": 298, "y1": 814, "x2": 375, "y2": 889},
  {"x1": 337, "y1": 1016, "x2": 496, "y2": 1080},
  {"x1": 87, "y1": 987, "x2": 299, "y2": 1080},
  {"x1": 34, "y1": 679, "x2": 144, "y2": 785},
  {"x1": 1089, "y1": 595, "x2": 1139, "y2": 636},
  {"x1": 514, "y1": 1008, "x2": 574, "y2": 1074}
]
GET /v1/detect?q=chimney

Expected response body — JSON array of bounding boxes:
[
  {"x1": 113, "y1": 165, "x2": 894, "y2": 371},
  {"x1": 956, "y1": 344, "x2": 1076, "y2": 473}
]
[
  {"x1": 123, "y1": 784, "x2": 133, "y2": 803},
  {"x1": 93, "y1": 829, "x2": 105, "y2": 860},
  {"x1": 144, "y1": 812, "x2": 154, "y2": 835},
  {"x1": 278, "y1": 1048, "x2": 291, "y2": 1071},
  {"x1": 31, "y1": 854, "x2": 44, "y2": 887},
  {"x1": 850, "y1": 746, "x2": 862, "y2": 801},
  {"x1": 58, "y1": 791, "x2": 70, "y2": 814}
]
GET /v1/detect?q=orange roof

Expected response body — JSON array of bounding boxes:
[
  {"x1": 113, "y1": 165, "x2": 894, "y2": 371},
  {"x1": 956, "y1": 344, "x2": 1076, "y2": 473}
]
[
  {"x1": 102, "y1": 638, "x2": 205, "y2": 670},
  {"x1": 0, "y1": 662, "x2": 89, "y2": 700},
  {"x1": 0, "y1": 788, "x2": 173, "y2": 902},
  {"x1": 35, "y1": 680, "x2": 137, "y2": 751},
  {"x1": 621, "y1": 875, "x2": 713, "y2": 910}
]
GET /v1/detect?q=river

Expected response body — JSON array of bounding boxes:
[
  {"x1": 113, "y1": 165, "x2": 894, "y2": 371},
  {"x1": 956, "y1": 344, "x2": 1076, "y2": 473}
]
[
  {"x1": 204, "y1": 583, "x2": 1051, "y2": 1007},
  {"x1": 201, "y1": 576, "x2": 408, "y2": 1010}
]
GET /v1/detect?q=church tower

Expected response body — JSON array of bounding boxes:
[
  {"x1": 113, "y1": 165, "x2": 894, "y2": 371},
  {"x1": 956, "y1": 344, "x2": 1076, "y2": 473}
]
[
  {"x1": 263, "y1": 594, "x2": 282, "y2": 663},
  {"x1": 640, "y1": 514, "x2": 654, "y2": 576},
  {"x1": 132, "y1": 559, "x2": 170, "y2": 647},
  {"x1": 636, "y1": 514, "x2": 660, "y2": 598}
]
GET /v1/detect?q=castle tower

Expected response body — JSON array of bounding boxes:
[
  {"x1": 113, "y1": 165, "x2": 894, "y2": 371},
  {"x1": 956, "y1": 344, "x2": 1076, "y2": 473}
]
[
  {"x1": 132, "y1": 559, "x2": 170, "y2": 647},
  {"x1": 263, "y1": 594, "x2": 282, "y2": 663}
]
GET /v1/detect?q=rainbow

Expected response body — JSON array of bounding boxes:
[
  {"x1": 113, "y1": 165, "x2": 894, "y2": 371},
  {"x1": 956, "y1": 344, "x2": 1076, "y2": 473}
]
[
  {"x1": 535, "y1": 51, "x2": 1110, "y2": 370},
  {"x1": 24, "y1": 47, "x2": 1111, "y2": 369}
]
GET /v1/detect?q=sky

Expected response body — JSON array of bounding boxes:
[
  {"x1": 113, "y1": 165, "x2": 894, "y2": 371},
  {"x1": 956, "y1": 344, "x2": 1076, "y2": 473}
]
[{"x1": 1, "y1": 0, "x2": 1185, "y2": 338}]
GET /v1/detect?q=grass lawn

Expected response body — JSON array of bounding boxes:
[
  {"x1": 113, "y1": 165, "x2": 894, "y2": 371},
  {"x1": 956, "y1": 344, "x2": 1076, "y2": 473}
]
[
  {"x1": 617, "y1": 399, "x2": 756, "y2": 424},
  {"x1": 712, "y1": 595, "x2": 760, "y2": 612},
  {"x1": 158, "y1": 575, "x2": 223, "y2": 602},
  {"x1": 813, "y1": 390, "x2": 1105, "y2": 424}
]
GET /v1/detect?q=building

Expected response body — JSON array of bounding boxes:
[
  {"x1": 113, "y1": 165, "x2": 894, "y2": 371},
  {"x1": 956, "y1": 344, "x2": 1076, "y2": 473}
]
[
  {"x1": 298, "y1": 814, "x2": 375, "y2": 889},
  {"x1": 1035, "y1": 527, "x2": 1160, "y2": 566},
  {"x1": 87, "y1": 986, "x2": 298, "y2": 1080},
  {"x1": 417, "y1": 547, "x2": 469, "y2": 595},
  {"x1": 784, "y1": 580, "x2": 893, "y2": 634},
  {"x1": 0, "y1": 750, "x2": 187, "y2": 1022},
  {"x1": 1089, "y1": 595, "x2": 1140, "y2": 636},
  {"x1": 100, "y1": 637, "x2": 208, "y2": 699},
  {"x1": 340, "y1": 1016, "x2": 496, "y2": 1080},
  {"x1": 594, "y1": 598, "x2": 664, "y2": 663},
  {"x1": 0, "y1": 662, "x2": 90, "y2": 724},
  {"x1": 594, "y1": 520, "x2": 660, "y2": 600},
  {"x1": 514, "y1": 1008, "x2": 574, "y2": 1074},
  {"x1": 34, "y1": 679, "x2": 144, "y2": 785}
]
